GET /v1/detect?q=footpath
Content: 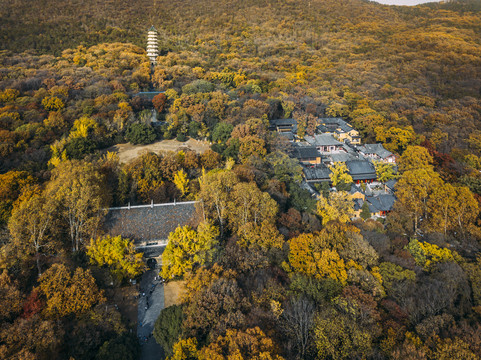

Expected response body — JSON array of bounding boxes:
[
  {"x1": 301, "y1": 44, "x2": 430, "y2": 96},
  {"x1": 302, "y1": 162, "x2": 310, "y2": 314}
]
[{"x1": 137, "y1": 268, "x2": 165, "y2": 360}]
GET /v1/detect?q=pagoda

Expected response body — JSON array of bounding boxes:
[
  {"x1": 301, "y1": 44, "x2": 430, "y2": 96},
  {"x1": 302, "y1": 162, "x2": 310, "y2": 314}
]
[{"x1": 147, "y1": 25, "x2": 159, "y2": 65}]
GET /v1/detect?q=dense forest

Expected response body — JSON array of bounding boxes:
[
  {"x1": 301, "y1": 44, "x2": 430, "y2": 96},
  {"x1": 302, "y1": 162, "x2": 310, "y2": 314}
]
[{"x1": 1, "y1": 0, "x2": 481, "y2": 359}]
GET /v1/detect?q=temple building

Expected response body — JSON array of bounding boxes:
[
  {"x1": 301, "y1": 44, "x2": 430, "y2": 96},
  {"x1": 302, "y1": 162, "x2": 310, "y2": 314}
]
[{"x1": 147, "y1": 25, "x2": 159, "y2": 65}]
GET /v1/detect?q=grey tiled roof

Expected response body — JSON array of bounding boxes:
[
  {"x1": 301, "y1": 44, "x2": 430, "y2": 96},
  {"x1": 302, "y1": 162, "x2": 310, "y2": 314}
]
[
  {"x1": 303, "y1": 164, "x2": 331, "y2": 182},
  {"x1": 279, "y1": 132, "x2": 294, "y2": 141},
  {"x1": 291, "y1": 144, "x2": 321, "y2": 159},
  {"x1": 318, "y1": 117, "x2": 354, "y2": 133},
  {"x1": 353, "y1": 198, "x2": 363, "y2": 211},
  {"x1": 385, "y1": 179, "x2": 397, "y2": 191},
  {"x1": 350, "y1": 184, "x2": 363, "y2": 194},
  {"x1": 305, "y1": 134, "x2": 343, "y2": 147},
  {"x1": 326, "y1": 152, "x2": 358, "y2": 163},
  {"x1": 270, "y1": 118, "x2": 297, "y2": 126},
  {"x1": 366, "y1": 194, "x2": 396, "y2": 212},
  {"x1": 346, "y1": 160, "x2": 377, "y2": 181},
  {"x1": 357, "y1": 144, "x2": 393, "y2": 159},
  {"x1": 103, "y1": 201, "x2": 200, "y2": 243}
]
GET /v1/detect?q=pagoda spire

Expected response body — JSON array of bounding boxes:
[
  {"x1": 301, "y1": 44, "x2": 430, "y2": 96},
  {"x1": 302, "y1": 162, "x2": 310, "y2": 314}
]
[{"x1": 147, "y1": 25, "x2": 159, "y2": 65}]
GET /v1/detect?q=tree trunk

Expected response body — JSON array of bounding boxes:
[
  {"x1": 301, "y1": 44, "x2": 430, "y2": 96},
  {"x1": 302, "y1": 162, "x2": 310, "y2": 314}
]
[{"x1": 36, "y1": 251, "x2": 42, "y2": 277}]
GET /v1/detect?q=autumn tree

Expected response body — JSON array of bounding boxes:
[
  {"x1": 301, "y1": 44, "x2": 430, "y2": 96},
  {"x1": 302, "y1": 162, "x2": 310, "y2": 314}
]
[
  {"x1": 161, "y1": 221, "x2": 219, "y2": 279},
  {"x1": 317, "y1": 191, "x2": 355, "y2": 225},
  {"x1": 379, "y1": 262, "x2": 416, "y2": 296},
  {"x1": 87, "y1": 235, "x2": 146, "y2": 281},
  {"x1": 288, "y1": 232, "x2": 348, "y2": 285},
  {"x1": 238, "y1": 135, "x2": 267, "y2": 164},
  {"x1": 198, "y1": 327, "x2": 285, "y2": 360},
  {"x1": 200, "y1": 149, "x2": 222, "y2": 169},
  {"x1": 169, "y1": 338, "x2": 199, "y2": 360},
  {"x1": 398, "y1": 145, "x2": 433, "y2": 173},
  {"x1": 122, "y1": 152, "x2": 164, "y2": 203},
  {"x1": 46, "y1": 160, "x2": 108, "y2": 251},
  {"x1": 183, "y1": 276, "x2": 249, "y2": 341},
  {"x1": 375, "y1": 126, "x2": 417, "y2": 154},
  {"x1": 41, "y1": 96, "x2": 65, "y2": 111},
  {"x1": 173, "y1": 169, "x2": 189, "y2": 198},
  {"x1": 314, "y1": 307, "x2": 373, "y2": 360},
  {"x1": 295, "y1": 112, "x2": 307, "y2": 140},
  {"x1": 227, "y1": 182, "x2": 278, "y2": 233},
  {"x1": 395, "y1": 167, "x2": 442, "y2": 233},
  {"x1": 280, "y1": 296, "x2": 315, "y2": 359},
  {"x1": 0, "y1": 171, "x2": 35, "y2": 226},
  {"x1": 0, "y1": 315, "x2": 63, "y2": 360},
  {"x1": 37, "y1": 263, "x2": 105, "y2": 317},
  {"x1": 0, "y1": 270, "x2": 23, "y2": 322},
  {"x1": 374, "y1": 161, "x2": 398, "y2": 183},
  {"x1": 152, "y1": 93, "x2": 167, "y2": 113},
  {"x1": 237, "y1": 221, "x2": 284, "y2": 255},
  {"x1": 451, "y1": 186, "x2": 479, "y2": 239},
  {"x1": 329, "y1": 162, "x2": 353, "y2": 187},
  {"x1": 198, "y1": 169, "x2": 239, "y2": 236},
  {"x1": 8, "y1": 186, "x2": 56, "y2": 276}
]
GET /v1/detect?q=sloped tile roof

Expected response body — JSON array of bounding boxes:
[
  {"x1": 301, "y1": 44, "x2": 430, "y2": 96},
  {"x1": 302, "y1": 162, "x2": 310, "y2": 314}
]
[
  {"x1": 318, "y1": 117, "x2": 354, "y2": 133},
  {"x1": 270, "y1": 118, "x2": 297, "y2": 126},
  {"x1": 291, "y1": 144, "x2": 321, "y2": 159},
  {"x1": 357, "y1": 143, "x2": 393, "y2": 159},
  {"x1": 366, "y1": 194, "x2": 396, "y2": 212},
  {"x1": 346, "y1": 160, "x2": 377, "y2": 180},
  {"x1": 326, "y1": 152, "x2": 358, "y2": 163},
  {"x1": 279, "y1": 132, "x2": 294, "y2": 141},
  {"x1": 305, "y1": 134, "x2": 343, "y2": 147},
  {"x1": 385, "y1": 179, "x2": 397, "y2": 191},
  {"x1": 103, "y1": 201, "x2": 200, "y2": 243},
  {"x1": 303, "y1": 164, "x2": 331, "y2": 181}
]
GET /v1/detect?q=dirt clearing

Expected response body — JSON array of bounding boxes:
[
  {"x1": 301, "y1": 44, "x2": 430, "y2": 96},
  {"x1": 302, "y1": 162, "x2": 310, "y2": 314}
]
[
  {"x1": 163, "y1": 280, "x2": 186, "y2": 308},
  {"x1": 108, "y1": 139, "x2": 211, "y2": 164}
]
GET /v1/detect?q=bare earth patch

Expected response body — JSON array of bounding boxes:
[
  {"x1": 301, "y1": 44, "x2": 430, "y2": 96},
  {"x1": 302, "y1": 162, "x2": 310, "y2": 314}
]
[
  {"x1": 108, "y1": 139, "x2": 211, "y2": 164},
  {"x1": 163, "y1": 280, "x2": 186, "y2": 308}
]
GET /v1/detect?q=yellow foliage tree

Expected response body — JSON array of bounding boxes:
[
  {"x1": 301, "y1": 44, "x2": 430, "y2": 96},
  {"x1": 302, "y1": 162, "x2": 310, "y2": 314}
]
[
  {"x1": 161, "y1": 221, "x2": 219, "y2": 279},
  {"x1": 38, "y1": 263, "x2": 105, "y2": 317},
  {"x1": 69, "y1": 117, "x2": 98, "y2": 139},
  {"x1": 289, "y1": 233, "x2": 347, "y2": 285},
  {"x1": 41, "y1": 96, "x2": 65, "y2": 111},
  {"x1": 198, "y1": 327, "x2": 285, "y2": 360},
  {"x1": 406, "y1": 239, "x2": 459, "y2": 270},
  {"x1": 46, "y1": 160, "x2": 108, "y2": 251},
  {"x1": 317, "y1": 191, "x2": 355, "y2": 225},
  {"x1": 169, "y1": 338, "x2": 199, "y2": 360},
  {"x1": 173, "y1": 169, "x2": 190, "y2": 197},
  {"x1": 87, "y1": 235, "x2": 146, "y2": 281},
  {"x1": 329, "y1": 162, "x2": 353, "y2": 187},
  {"x1": 8, "y1": 186, "x2": 56, "y2": 276},
  {"x1": 0, "y1": 89, "x2": 20, "y2": 103}
]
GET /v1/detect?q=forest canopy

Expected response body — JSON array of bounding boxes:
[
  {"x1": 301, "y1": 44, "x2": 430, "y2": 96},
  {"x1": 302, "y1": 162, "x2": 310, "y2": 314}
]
[{"x1": 1, "y1": 0, "x2": 481, "y2": 359}]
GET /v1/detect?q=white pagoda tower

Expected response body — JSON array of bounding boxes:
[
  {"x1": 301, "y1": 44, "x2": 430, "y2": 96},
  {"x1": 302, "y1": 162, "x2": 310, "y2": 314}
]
[{"x1": 147, "y1": 25, "x2": 159, "y2": 65}]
